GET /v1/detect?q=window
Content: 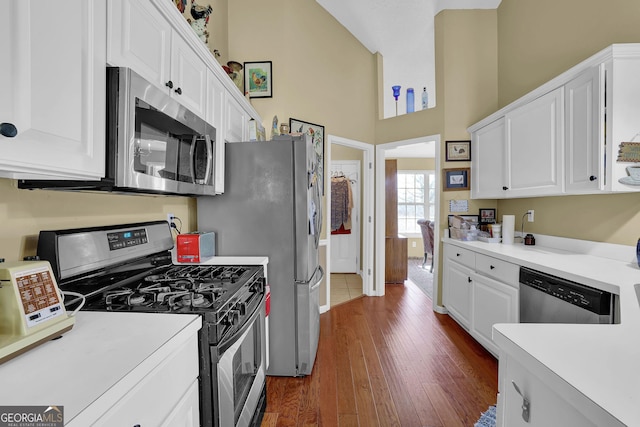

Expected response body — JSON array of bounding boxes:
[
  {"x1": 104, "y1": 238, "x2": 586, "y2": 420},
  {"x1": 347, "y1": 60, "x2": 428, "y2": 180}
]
[{"x1": 397, "y1": 170, "x2": 435, "y2": 233}]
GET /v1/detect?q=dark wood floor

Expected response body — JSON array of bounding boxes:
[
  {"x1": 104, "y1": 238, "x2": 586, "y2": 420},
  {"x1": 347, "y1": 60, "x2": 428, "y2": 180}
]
[{"x1": 261, "y1": 282, "x2": 498, "y2": 427}]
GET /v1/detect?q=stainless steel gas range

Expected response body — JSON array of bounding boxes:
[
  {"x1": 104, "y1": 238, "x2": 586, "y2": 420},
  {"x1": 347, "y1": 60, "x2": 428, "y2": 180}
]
[{"x1": 36, "y1": 220, "x2": 267, "y2": 427}]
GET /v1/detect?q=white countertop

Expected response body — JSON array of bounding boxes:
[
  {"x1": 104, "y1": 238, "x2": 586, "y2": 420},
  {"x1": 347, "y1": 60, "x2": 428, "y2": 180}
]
[
  {"x1": 444, "y1": 236, "x2": 640, "y2": 425},
  {"x1": 0, "y1": 312, "x2": 201, "y2": 424},
  {"x1": 170, "y1": 251, "x2": 269, "y2": 267}
]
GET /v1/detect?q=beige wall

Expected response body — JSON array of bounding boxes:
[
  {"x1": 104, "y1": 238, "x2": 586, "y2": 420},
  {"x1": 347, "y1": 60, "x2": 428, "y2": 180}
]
[
  {"x1": 227, "y1": 0, "x2": 377, "y2": 144},
  {"x1": 0, "y1": 179, "x2": 195, "y2": 262},
  {"x1": 493, "y1": 0, "x2": 640, "y2": 245}
]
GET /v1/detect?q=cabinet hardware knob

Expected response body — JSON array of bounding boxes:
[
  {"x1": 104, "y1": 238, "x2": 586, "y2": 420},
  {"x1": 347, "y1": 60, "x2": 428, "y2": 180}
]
[
  {"x1": 512, "y1": 380, "x2": 530, "y2": 422},
  {"x1": 0, "y1": 122, "x2": 18, "y2": 138},
  {"x1": 502, "y1": 186, "x2": 509, "y2": 190},
  {"x1": 456, "y1": 253, "x2": 461, "y2": 257},
  {"x1": 165, "y1": 80, "x2": 174, "y2": 89},
  {"x1": 589, "y1": 175, "x2": 597, "y2": 181},
  {"x1": 467, "y1": 277, "x2": 472, "y2": 283},
  {"x1": 490, "y1": 265, "x2": 495, "y2": 269},
  {"x1": 175, "y1": 87, "x2": 182, "y2": 95}
]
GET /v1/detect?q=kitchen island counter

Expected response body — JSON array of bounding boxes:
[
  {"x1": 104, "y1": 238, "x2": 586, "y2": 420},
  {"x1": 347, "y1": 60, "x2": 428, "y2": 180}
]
[
  {"x1": 0, "y1": 311, "x2": 202, "y2": 425},
  {"x1": 444, "y1": 235, "x2": 640, "y2": 426}
]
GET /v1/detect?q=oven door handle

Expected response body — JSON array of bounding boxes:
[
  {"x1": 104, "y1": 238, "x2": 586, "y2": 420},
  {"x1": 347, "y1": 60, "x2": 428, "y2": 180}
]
[{"x1": 217, "y1": 293, "x2": 265, "y2": 357}]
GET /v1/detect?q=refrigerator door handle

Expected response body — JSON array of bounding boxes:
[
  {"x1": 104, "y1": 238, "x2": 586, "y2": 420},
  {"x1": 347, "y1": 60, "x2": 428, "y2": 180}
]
[{"x1": 295, "y1": 265, "x2": 324, "y2": 288}]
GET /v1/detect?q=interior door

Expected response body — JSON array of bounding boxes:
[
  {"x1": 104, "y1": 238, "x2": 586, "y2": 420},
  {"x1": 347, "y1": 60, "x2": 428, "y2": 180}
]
[{"x1": 330, "y1": 161, "x2": 360, "y2": 273}]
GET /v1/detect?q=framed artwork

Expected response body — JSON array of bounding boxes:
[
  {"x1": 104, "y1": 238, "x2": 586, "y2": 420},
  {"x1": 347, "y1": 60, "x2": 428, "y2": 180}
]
[
  {"x1": 290, "y1": 118, "x2": 325, "y2": 195},
  {"x1": 244, "y1": 61, "x2": 272, "y2": 98},
  {"x1": 445, "y1": 140, "x2": 471, "y2": 161},
  {"x1": 443, "y1": 168, "x2": 470, "y2": 191},
  {"x1": 479, "y1": 208, "x2": 497, "y2": 224}
]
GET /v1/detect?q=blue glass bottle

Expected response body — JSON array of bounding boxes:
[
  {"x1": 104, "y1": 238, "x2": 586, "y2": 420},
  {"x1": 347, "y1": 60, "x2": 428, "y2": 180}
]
[{"x1": 406, "y1": 88, "x2": 415, "y2": 113}]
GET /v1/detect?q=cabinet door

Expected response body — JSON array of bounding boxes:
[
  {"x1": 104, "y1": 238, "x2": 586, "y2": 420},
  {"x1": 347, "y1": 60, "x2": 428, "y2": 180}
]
[
  {"x1": 226, "y1": 96, "x2": 248, "y2": 142},
  {"x1": 472, "y1": 273, "x2": 518, "y2": 356},
  {"x1": 161, "y1": 380, "x2": 200, "y2": 427},
  {"x1": 471, "y1": 118, "x2": 507, "y2": 199},
  {"x1": 107, "y1": 0, "x2": 172, "y2": 90},
  {"x1": 443, "y1": 259, "x2": 474, "y2": 329},
  {"x1": 565, "y1": 66, "x2": 603, "y2": 193},
  {"x1": 506, "y1": 88, "x2": 564, "y2": 197},
  {"x1": 170, "y1": 33, "x2": 207, "y2": 118},
  {"x1": 0, "y1": 0, "x2": 106, "y2": 179},
  {"x1": 207, "y1": 71, "x2": 226, "y2": 194},
  {"x1": 501, "y1": 356, "x2": 600, "y2": 427}
]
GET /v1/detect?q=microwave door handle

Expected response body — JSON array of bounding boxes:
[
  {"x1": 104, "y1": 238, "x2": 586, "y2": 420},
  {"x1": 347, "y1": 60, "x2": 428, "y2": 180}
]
[
  {"x1": 205, "y1": 135, "x2": 213, "y2": 186},
  {"x1": 190, "y1": 135, "x2": 213, "y2": 185},
  {"x1": 190, "y1": 135, "x2": 198, "y2": 184}
]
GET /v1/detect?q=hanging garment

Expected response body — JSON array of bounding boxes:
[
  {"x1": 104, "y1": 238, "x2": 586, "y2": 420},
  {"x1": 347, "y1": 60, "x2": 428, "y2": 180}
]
[{"x1": 330, "y1": 177, "x2": 353, "y2": 234}]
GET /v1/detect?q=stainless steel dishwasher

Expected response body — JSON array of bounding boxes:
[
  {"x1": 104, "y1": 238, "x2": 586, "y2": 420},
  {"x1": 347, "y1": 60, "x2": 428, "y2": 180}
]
[{"x1": 519, "y1": 267, "x2": 615, "y2": 324}]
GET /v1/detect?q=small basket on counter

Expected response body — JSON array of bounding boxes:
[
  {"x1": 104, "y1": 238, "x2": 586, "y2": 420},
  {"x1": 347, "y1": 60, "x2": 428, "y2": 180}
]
[{"x1": 448, "y1": 215, "x2": 479, "y2": 241}]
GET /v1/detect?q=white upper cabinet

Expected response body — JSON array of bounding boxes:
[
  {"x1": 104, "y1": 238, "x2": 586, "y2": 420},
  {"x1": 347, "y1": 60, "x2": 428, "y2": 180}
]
[
  {"x1": 565, "y1": 66, "x2": 603, "y2": 193},
  {"x1": 471, "y1": 118, "x2": 506, "y2": 199},
  {"x1": 0, "y1": 0, "x2": 106, "y2": 180},
  {"x1": 469, "y1": 44, "x2": 640, "y2": 198},
  {"x1": 505, "y1": 87, "x2": 564, "y2": 197},
  {"x1": 108, "y1": 0, "x2": 206, "y2": 118},
  {"x1": 206, "y1": 71, "x2": 226, "y2": 194}
]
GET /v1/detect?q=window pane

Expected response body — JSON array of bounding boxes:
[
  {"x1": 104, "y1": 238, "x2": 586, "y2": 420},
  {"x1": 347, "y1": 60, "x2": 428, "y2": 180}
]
[
  {"x1": 398, "y1": 188, "x2": 406, "y2": 203},
  {"x1": 406, "y1": 189, "x2": 415, "y2": 203}
]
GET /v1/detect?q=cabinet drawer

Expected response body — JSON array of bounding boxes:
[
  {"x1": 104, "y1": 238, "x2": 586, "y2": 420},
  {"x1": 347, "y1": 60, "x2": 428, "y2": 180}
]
[
  {"x1": 444, "y1": 244, "x2": 475, "y2": 269},
  {"x1": 476, "y1": 253, "x2": 518, "y2": 286}
]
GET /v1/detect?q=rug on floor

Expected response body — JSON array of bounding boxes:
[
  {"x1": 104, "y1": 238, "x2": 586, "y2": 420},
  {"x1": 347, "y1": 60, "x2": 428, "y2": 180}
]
[
  {"x1": 407, "y1": 257, "x2": 433, "y2": 299},
  {"x1": 474, "y1": 405, "x2": 496, "y2": 427}
]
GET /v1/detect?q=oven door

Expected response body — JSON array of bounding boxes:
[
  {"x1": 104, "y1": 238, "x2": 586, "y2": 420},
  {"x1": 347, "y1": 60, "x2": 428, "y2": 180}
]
[{"x1": 217, "y1": 298, "x2": 266, "y2": 427}]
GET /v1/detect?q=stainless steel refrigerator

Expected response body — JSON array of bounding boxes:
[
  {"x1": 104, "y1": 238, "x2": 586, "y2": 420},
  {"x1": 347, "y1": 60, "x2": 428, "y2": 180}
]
[{"x1": 197, "y1": 135, "x2": 324, "y2": 376}]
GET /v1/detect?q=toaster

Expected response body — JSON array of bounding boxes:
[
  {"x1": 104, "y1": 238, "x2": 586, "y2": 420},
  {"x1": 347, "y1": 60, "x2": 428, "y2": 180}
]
[{"x1": 176, "y1": 232, "x2": 216, "y2": 263}]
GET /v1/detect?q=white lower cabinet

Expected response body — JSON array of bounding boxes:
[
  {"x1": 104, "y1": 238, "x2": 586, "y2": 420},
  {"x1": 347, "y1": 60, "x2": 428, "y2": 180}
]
[
  {"x1": 443, "y1": 244, "x2": 476, "y2": 329},
  {"x1": 443, "y1": 242, "x2": 519, "y2": 356},
  {"x1": 497, "y1": 349, "x2": 622, "y2": 427},
  {"x1": 91, "y1": 336, "x2": 199, "y2": 426},
  {"x1": 443, "y1": 260, "x2": 474, "y2": 329},
  {"x1": 161, "y1": 380, "x2": 200, "y2": 427},
  {"x1": 472, "y1": 273, "x2": 518, "y2": 356}
]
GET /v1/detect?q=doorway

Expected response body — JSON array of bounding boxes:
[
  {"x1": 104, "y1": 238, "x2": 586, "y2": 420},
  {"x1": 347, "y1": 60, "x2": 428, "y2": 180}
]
[
  {"x1": 374, "y1": 135, "x2": 445, "y2": 313},
  {"x1": 323, "y1": 135, "x2": 374, "y2": 313},
  {"x1": 330, "y1": 160, "x2": 360, "y2": 273}
]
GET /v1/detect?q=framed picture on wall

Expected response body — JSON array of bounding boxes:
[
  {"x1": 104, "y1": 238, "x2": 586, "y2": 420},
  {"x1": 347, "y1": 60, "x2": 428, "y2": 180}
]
[
  {"x1": 244, "y1": 61, "x2": 272, "y2": 98},
  {"x1": 445, "y1": 140, "x2": 471, "y2": 161},
  {"x1": 443, "y1": 168, "x2": 470, "y2": 191},
  {"x1": 479, "y1": 208, "x2": 496, "y2": 224},
  {"x1": 290, "y1": 118, "x2": 325, "y2": 195}
]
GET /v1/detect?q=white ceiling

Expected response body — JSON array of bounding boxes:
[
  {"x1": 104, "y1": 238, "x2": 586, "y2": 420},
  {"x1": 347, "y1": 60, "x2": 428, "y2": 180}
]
[
  {"x1": 316, "y1": 0, "x2": 501, "y2": 118},
  {"x1": 316, "y1": 0, "x2": 501, "y2": 55}
]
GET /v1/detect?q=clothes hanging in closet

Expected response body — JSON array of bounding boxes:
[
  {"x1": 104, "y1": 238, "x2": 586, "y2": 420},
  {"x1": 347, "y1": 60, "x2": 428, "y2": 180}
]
[{"x1": 330, "y1": 176, "x2": 353, "y2": 234}]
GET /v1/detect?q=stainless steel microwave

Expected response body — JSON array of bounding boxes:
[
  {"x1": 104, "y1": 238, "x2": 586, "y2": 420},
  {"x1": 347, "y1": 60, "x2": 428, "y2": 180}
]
[{"x1": 20, "y1": 67, "x2": 217, "y2": 196}]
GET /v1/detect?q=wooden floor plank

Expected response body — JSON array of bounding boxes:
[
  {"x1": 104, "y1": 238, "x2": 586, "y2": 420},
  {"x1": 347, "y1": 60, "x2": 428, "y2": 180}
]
[{"x1": 261, "y1": 282, "x2": 498, "y2": 427}]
